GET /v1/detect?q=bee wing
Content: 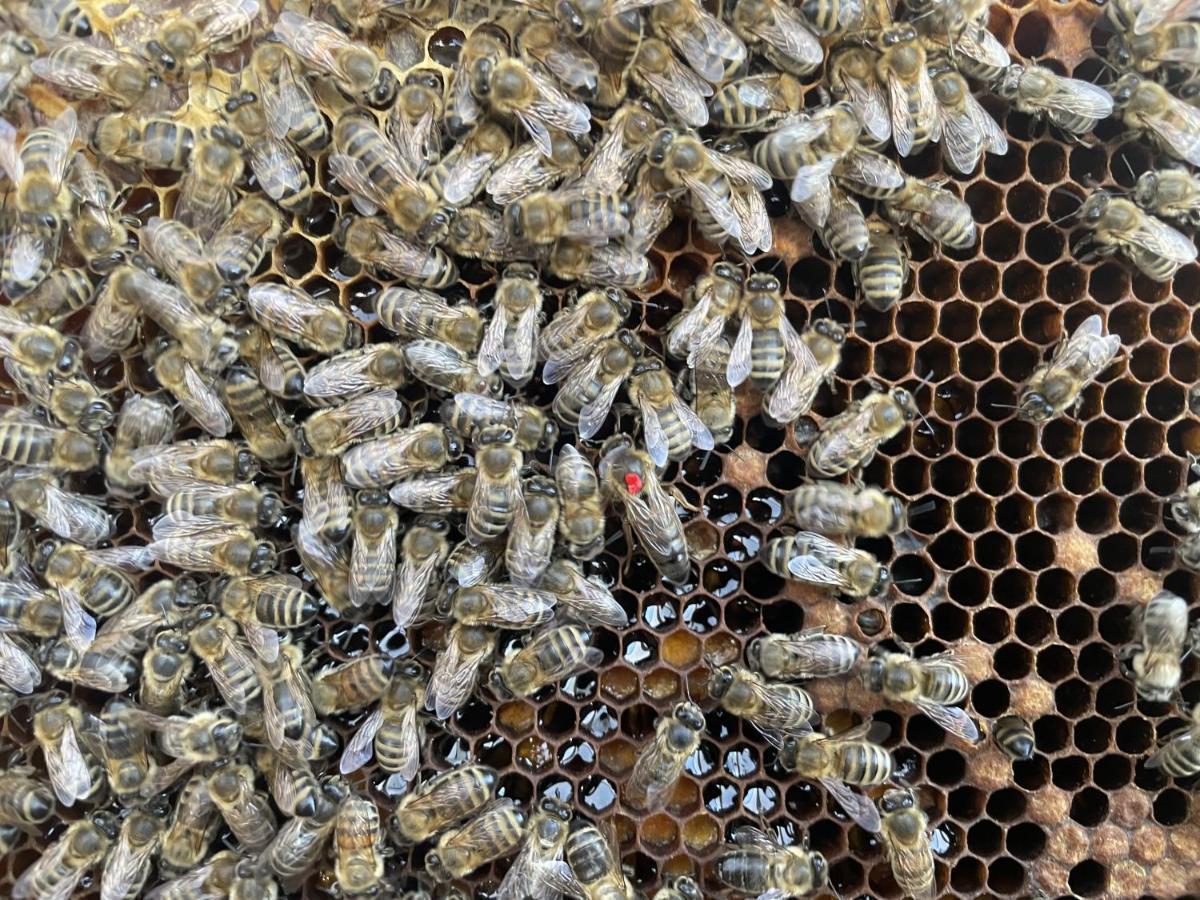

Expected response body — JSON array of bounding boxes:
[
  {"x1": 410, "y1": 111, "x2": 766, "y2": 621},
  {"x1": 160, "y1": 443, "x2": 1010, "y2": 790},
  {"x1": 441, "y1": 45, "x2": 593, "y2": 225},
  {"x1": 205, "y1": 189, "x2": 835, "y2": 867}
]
[
  {"x1": 1047, "y1": 76, "x2": 1115, "y2": 123},
  {"x1": 390, "y1": 548, "x2": 441, "y2": 629},
  {"x1": 274, "y1": 11, "x2": 344, "y2": 72},
  {"x1": 1128, "y1": 212, "x2": 1199, "y2": 265},
  {"x1": 950, "y1": 24, "x2": 1010, "y2": 70},
  {"x1": 639, "y1": 400, "x2": 670, "y2": 468},
  {"x1": 249, "y1": 138, "x2": 308, "y2": 209},
  {"x1": 817, "y1": 776, "x2": 882, "y2": 832},
  {"x1": 0, "y1": 117, "x2": 20, "y2": 183},
  {"x1": 240, "y1": 616, "x2": 281, "y2": 663},
  {"x1": 684, "y1": 311, "x2": 733, "y2": 371},
  {"x1": 787, "y1": 547, "x2": 851, "y2": 588},
  {"x1": 442, "y1": 144, "x2": 503, "y2": 206},
  {"x1": 303, "y1": 348, "x2": 388, "y2": 401},
  {"x1": 327, "y1": 153, "x2": 383, "y2": 217},
  {"x1": 767, "y1": 331, "x2": 821, "y2": 423},
  {"x1": 13, "y1": 835, "x2": 76, "y2": 900},
  {"x1": 525, "y1": 67, "x2": 592, "y2": 143},
  {"x1": 787, "y1": 155, "x2": 837, "y2": 214},
  {"x1": 915, "y1": 697, "x2": 980, "y2": 743},
  {"x1": 340, "y1": 706, "x2": 383, "y2": 775},
  {"x1": 31, "y1": 53, "x2": 108, "y2": 98},
  {"x1": 683, "y1": 172, "x2": 743, "y2": 243},
  {"x1": 44, "y1": 715, "x2": 91, "y2": 806},
  {"x1": 578, "y1": 123, "x2": 641, "y2": 194},
  {"x1": 477, "y1": 584, "x2": 558, "y2": 626},
  {"x1": 1134, "y1": 0, "x2": 1196, "y2": 33},
  {"x1": 497, "y1": 836, "x2": 559, "y2": 900},
  {"x1": 754, "y1": 4, "x2": 823, "y2": 68},
  {"x1": 196, "y1": 0, "x2": 258, "y2": 45},
  {"x1": 705, "y1": 147, "x2": 773, "y2": 189},
  {"x1": 675, "y1": 12, "x2": 746, "y2": 84},
  {"x1": 729, "y1": 823, "x2": 782, "y2": 851},
  {"x1": 727, "y1": 314, "x2": 754, "y2": 387},
  {"x1": 731, "y1": 184, "x2": 773, "y2": 255},
  {"x1": 42, "y1": 107, "x2": 77, "y2": 187},
  {"x1": 179, "y1": 361, "x2": 233, "y2": 437},
  {"x1": 623, "y1": 476, "x2": 684, "y2": 560},
  {"x1": 489, "y1": 143, "x2": 556, "y2": 205},
  {"x1": 389, "y1": 106, "x2": 438, "y2": 178},
  {"x1": 578, "y1": 370, "x2": 626, "y2": 440},
  {"x1": 641, "y1": 56, "x2": 712, "y2": 129},
  {"x1": 0, "y1": 633, "x2": 39, "y2": 693},
  {"x1": 886, "y1": 71, "x2": 917, "y2": 157},
  {"x1": 674, "y1": 394, "x2": 715, "y2": 452},
  {"x1": 557, "y1": 572, "x2": 628, "y2": 628},
  {"x1": 57, "y1": 585, "x2": 97, "y2": 651},
  {"x1": 38, "y1": 482, "x2": 113, "y2": 547},
  {"x1": 390, "y1": 472, "x2": 467, "y2": 510},
  {"x1": 837, "y1": 70, "x2": 891, "y2": 143},
  {"x1": 478, "y1": 306, "x2": 509, "y2": 376},
  {"x1": 370, "y1": 228, "x2": 452, "y2": 282},
  {"x1": 6, "y1": 226, "x2": 49, "y2": 284},
  {"x1": 427, "y1": 625, "x2": 492, "y2": 719},
  {"x1": 101, "y1": 825, "x2": 160, "y2": 900}
]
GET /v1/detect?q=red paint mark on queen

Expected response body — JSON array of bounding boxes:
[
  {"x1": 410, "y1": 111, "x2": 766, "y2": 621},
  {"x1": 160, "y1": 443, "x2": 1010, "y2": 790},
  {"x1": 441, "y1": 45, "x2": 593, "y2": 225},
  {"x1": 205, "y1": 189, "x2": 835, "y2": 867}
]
[{"x1": 624, "y1": 473, "x2": 643, "y2": 494}]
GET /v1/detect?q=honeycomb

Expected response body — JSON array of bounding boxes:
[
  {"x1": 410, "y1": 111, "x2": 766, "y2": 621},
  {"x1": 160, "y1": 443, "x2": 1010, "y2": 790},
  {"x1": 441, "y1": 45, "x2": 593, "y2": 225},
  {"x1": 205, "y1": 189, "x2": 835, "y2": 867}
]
[{"x1": 2, "y1": 0, "x2": 1199, "y2": 897}]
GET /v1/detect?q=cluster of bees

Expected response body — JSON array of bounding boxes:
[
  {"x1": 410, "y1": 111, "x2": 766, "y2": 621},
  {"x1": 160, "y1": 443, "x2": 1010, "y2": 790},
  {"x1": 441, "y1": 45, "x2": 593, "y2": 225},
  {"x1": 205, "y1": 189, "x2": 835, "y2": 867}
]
[{"x1": 0, "y1": 0, "x2": 1189, "y2": 896}]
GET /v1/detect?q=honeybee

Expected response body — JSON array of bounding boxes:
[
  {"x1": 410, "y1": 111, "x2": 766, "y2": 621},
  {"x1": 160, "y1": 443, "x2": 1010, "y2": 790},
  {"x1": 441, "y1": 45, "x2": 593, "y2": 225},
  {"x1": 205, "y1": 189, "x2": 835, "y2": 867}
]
[
  {"x1": 295, "y1": 389, "x2": 405, "y2": 458},
  {"x1": 88, "y1": 114, "x2": 197, "y2": 171},
  {"x1": 0, "y1": 305, "x2": 81, "y2": 377},
  {"x1": 652, "y1": 876, "x2": 702, "y2": 900},
  {"x1": 469, "y1": 55, "x2": 591, "y2": 157},
  {"x1": 391, "y1": 764, "x2": 497, "y2": 843},
  {"x1": 264, "y1": 784, "x2": 342, "y2": 889},
  {"x1": 445, "y1": 535, "x2": 505, "y2": 591},
  {"x1": 381, "y1": 517, "x2": 448, "y2": 629},
  {"x1": 878, "y1": 789, "x2": 936, "y2": 900},
  {"x1": 552, "y1": 330, "x2": 639, "y2": 438},
  {"x1": 627, "y1": 356, "x2": 713, "y2": 466},
  {"x1": 501, "y1": 476, "x2": 555, "y2": 584},
  {"x1": 5, "y1": 366, "x2": 111, "y2": 435},
  {"x1": 140, "y1": 217, "x2": 224, "y2": 311},
  {"x1": 0, "y1": 578, "x2": 66, "y2": 639},
  {"x1": 863, "y1": 648, "x2": 981, "y2": 742},
  {"x1": 681, "y1": 338, "x2": 736, "y2": 447},
  {"x1": 710, "y1": 70, "x2": 803, "y2": 130},
  {"x1": 222, "y1": 368, "x2": 294, "y2": 465},
  {"x1": 347, "y1": 490, "x2": 397, "y2": 608},
  {"x1": 403, "y1": 340, "x2": 500, "y2": 397},
  {"x1": 173, "y1": 127, "x2": 244, "y2": 241},
  {"x1": 872, "y1": 25, "x2": 938, "y2": 157},
  {"x1": 150, "y1": 527, "x2": 276, "y2": 577},
  {"x1": 224, "y1": 90, "x2": 312, "y2": 215},
  {"x1": 66, "y1": 156, "x2": 133, "y2": 273},
  {"x1": 300, "y1": 345, "x2": 405, "y2": 406},
  {"x1": 623, "y1": 700, "x2": 703, "y2": 812},
  {"x1": 713, "y1": 825, "x2": 828, "y2": 900},
  {"x1": 600, "y1": 435, "x2": 690, "y2": 584},
  {"x1": 447, "y1": 581, "x2": 559, "y2": 629},
  {"x1": 211, "y1": 195, "x2": 285, "y2": 284},
  {"x1": 788, "y1": 481, "x2": 903, "y2": 538},
  {"x1": 441, "y1": 393, "x2": 558, "y2": 453},
  {"x1": 539, "y1": 287, "x2": 629, "y2": 385},
  {"x1": 0, "y1": 768, "x2": 54, "y2": 825},
  {"x1": 97, "y1": 806, "x2": 165, "y2": 900},
  {"x1": 764, "y1": 318, "x2": 846, "y2": 428},
  {"x1": 549, "y1": 445, "x2": 604, "y2": 561},
  {"x1": 545, "y1": 236, "x2": 657, "y2": 288},
  {"x1": 342, "y1": 424, "x2": 460, "y2": 490},
  {"x1": 247, "y1": 282, "x2": 360, "y2": 356},
  {"x1": 375, "y1": 287, "x2": 480, "y2": 353},
  {"x1": 340, "y1": 212, "x2": 460, "y2": 286},
  {"x1": 516, "y1": 15, "x2": 599, "y2": 100},
  {"x1": 0, "y1": 32, "x2": 33, "y2": 115},
  {"x1": 340, "y1": 660, "x2": 426, "y2": 777},
  {"x1": 312, "y1": 655, "x2": 394, "y2": 718},
  {"x1": 644, "y1": 127, "x2": 773, "y2": 255},
  {"x1": 138, "y1": 630, "x2": 192, "y2": 714},
  {"x1": 627, "y1": 38, "x2": 712, "y2": 129},
  {"x1": 1121, "y1": 589, "x2": 1190, "y2": 703},
  {"x1": 749, "y1": 629, "x2": 864, "y2": 683},
  {"x1": 1110, "y1": 17, "x2": 1200, "y2": 72},
  {"x1": 854, "y1": 219, "x2": 908, "y2": 311},
  {"x1": 1134, "y1": 168, "x2": 1200, "y2": 227},
  {"x1": 1077, "y1": 192, "x2": 1197, "y2": 281},
  {"x1": 34, "y1": 540, "x2": 148, "y2": 617},
  {"x1": 487, "y1": 131, "x2": 586, "y2": 205},
  {"x1": 426, "y1": 622, "x2": 497, "y2": 719},
  {"x1": 333, "y1": 795, "x2": 386, "y2": 896},
  {"x1": 161, "y1": 773, "x2": 221, "y2": 869},
  {"x1": 29, "y1": 37, "x2": 157, "y2": 108},
  {"x1": 427, "y1": 799, "x2": 526, "y2": 882},
  {"x1": 665, "y1": 262, "x2": 742, "y2": 369},
  {"x1": 1106, "y1": 0, "x2": 1200, "y2": 36},
  {"x1": 96, "y1": 696, "x2": 159, "y2": 803},
  {"x1": 729, "y1": 0, "x2": 822, "y2": 75},
  {"x1": 1, "y1": 217, "x2": 60, "y2": 301},
  {"x1": 12, "y1": 265, "x2": 92, "y2": 325},
  {"x1": 560, "y1": 821, "x2": 634, "y2": 900},
  {"x1": 13, "y1": 814, "x2": 114, "y2": 900},
  {"x1": 43, "y1": 630, "x2": 136, "y2": 691},
  {"x1": 258, "y1": 641, "x2": 317, "y2": 758},
  {"x1": 881, "y1": 176, "x2": 976, "y2": 249},
  {"x1": 235, "y1": 323, "x2": 305, "y2": 402},
  {"x1": 827, "y1": 46, "x2": 890, "y2": 145},
  {"x1": 127, "y1": 438, "x2": 258, "y2": 495},
  {"x1": 301, "y1": 456, "x2": 353, "y2": 543},
  {"x1": 995, "y1": 63, "x2": 1114, "y2": 136},
  {"x1": 491, "y1": 624, "x2": 601, "y2": 697},
  {"x1": 1017, "y1": 314, "x2": 1122, "y2": 422},
  {"x1": 725, "y1": 273, "x2": 793, "y2": 390},
  {"x1": 1147, "y1": 703, "x2": 1200, "y2": 777},
  {"x1": 496, "y1": 795, "x2": 573, "y2": 900},
  {"x1": 765, "y1": 529, "x2": 889, "y2": 598},
  {"x1": 188, "y1": 610, "x2": 264, "y2": 714},
  {"x1": 929, "y1": 62, "x2": 1008, "y2": 174},
  {"x1": 709, "y1": 663, "x2": 815, "y2": 736},
  {"x1": 137, "y1": 0, "x2": 257, "y2": 74},
  {"x1": 428, "y1": 120, "x2": 512, "y2": 208},
  {"x1": 0, "y1": 412, "x2": 97, "y2": 473},
  {"x1": 22, "y1": 0, "x2": 92, "y2": 38},
  {"x1": 779, "y1": 721, "x2": 892, "y2": 832},
  {"x1": 464, "y1": 425, "x2": 521, "y2": 545},
  {"x1": 807, "y1": 386, "x2": 919, "y2": 477},
  {"x1": 248, "y1": 41, "x2": 330, "y2": 155},
  {"x1": 388, "y1": 68, "x2": 445, "y2": 176},
  {"x1": 577, "y1": 102, "x2": 658, "y2": 194},
  {"x1": 389, "y1": 469, "x2": 478, "y2": 514},
  {"x1": 274, "y1": 11, "x2": 396, "y2": 107},
  {"x1": 32, "y1": 692, "x2": 93, "y2": 806},
  {"x1": 506, "y1": 188, "x2": 630, "y2": 249},
  {"x1": 990, "y1": 714, "x2": 1036, "y2": 761},
  {"x1": 478, "y1": 264, "x2": 543, "y2": 383},
  {"x1": 150, "y1": 337, "x2": 232, "y2": 438},
  {"x1": 6, "y1": 469, "x2": 112, "y2": 546}
]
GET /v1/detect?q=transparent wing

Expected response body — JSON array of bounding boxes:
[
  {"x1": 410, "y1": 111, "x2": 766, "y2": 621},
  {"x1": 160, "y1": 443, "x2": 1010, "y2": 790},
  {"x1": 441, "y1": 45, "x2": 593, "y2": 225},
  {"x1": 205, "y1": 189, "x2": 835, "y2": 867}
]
[
  {"x1": 13, "y1": 836, "x2": 74, "y2": 900},
  {"x1": 303, "y1": 347, "x2": 395, "y2": 401},
  {"x1": 441, "y1": 144, "x2": 502, "y2": 206},
  {"x1": 640, "y1": 402, "x2": 669, "y2": 468},
  {"x1": 767, "y1": 331, "x2": 822, "y2": 423},
  {"x1": 240, "y1": 616, "x2": 281, "y2": 663},
  {"x1": 556, "y1": 570, "x2": 628, "y2": 628},
  {"x1": 340, "y1": 707, "x2": 383, "y2": 775},
  {"x1": 0, "y1": 117, "x2": 21, "y2": 183},
  {"x1": 731, "y1": 184, "x2": 772, "y2": 255},
  {"x1": 489, "y1": 143, "x2": 558, "y2": 205},
  {"x1": 578, "y1": 374, "x2": 625, "y2": 440},
  {"x1": 57, "y1": 585, "x2": 96, "y2": 651},
  {"x1": 101, "y1": 825, "x2": 159, "y2": 900},
  {"x1": 250, "y1": 138, "x2": 308, "y2": 209},
  {"x1": 0, "y1": 633, "x2": 39, "y2": 693},
  {"x1": 915, "y1": 697, "x2": 981, "y2": 743},
  {"x1": 392, "y1": 549, "x2": 441, "y2": 628},
  {"x1": 624, "y1": 476, "x2": 685, "y2": 562},
  {"x1": 44, "y1": 717, "x2": 91, "y2": 806},
  {"x1": 787, "y1": 550, "x2": 850, "y2": 588},
  {"x1": 327, "y1": 153, "x2": 384, "y2": 216},
  {"x1": 836, "y1": 68, "x2": 890, "y2": 143},
  {"x1": 674, "y1": 395, "x2": 715, "y2": 452},
  {"x1": 641, "y1": 59, "x2": 712, "y2": 129},
  {"x1": 675, "y1": 13, "x2": 746, "y2": 83},
  {"x1": 1129, "y1": 214, "x2": 1198, "y2": 265},
  {"x1": 704, "y1": 148, "x2": 773, "y2": 189},
  {"x1": 887, "y1": 73, "x2": 915, "y2": 157},
  {"x1": 755, "y1": 4, "x2": 823, "y2": 68},
  {"x1": 427, "y1": 626, "x2": 490, "y2": 719},
  {"x1": 1049, "y1": 76, "x2": 1115, "y2": 120},
  {"x1": 478, "y1": 306, "x2": 508, "y2": 376},
  {"x1": 39, "y1": 483, "x2": 113, "y2": 546},
  {"x1": 727, "y1": 315, "x2": 754, "y2": 386},
  {"x1": 820, "y1": 776, "x2": 882, "y2": 833}
]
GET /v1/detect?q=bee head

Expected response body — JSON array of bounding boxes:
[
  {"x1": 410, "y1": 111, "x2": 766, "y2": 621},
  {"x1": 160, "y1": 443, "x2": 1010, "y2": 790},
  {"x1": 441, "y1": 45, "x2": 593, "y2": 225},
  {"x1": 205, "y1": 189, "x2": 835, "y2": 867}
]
[
  {"x1": 707, "y1": 666, "x2": 735, "y2": 699},
  {"x1": 256, "y1": 490, "x2": 286, "y2": 529},
  {"x1": 812, "y1": 318, "x2": 845, "y2": 344},
  {"x1": 31, "y1": 539, "x2": 59, "y2": 576},
  {"x1": 870, "y1": 564, "x2": 891, "y2": 596},
  {"x1": 863, "y1": 654, "x2": 886, "y2": 693},
  {"x1": 672, "y1": 701, "x2": 705, "y2": 733},
  {"x1": 248, "y1": 541, "x2": 277, "y2": 575},
  {"x1": 880, "y1": 787, "x2": 916, "y2": 814},
  {"x1": 1111, "y1": 74, "x2": 1139, "y2": 104},
  {"x1": 555, "y1": 0, "x2": 588, "y2": 37}
]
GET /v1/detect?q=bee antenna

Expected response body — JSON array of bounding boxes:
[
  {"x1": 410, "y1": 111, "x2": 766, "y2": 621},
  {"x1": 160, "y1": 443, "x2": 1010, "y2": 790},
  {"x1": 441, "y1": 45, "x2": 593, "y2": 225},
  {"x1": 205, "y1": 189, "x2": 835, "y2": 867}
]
[
  {"x1": 907, "y1": 499, "x2": 938, "y2": 518},
  {"x1": 893, "y1": 578, "x2": 928, "y2": 587}
]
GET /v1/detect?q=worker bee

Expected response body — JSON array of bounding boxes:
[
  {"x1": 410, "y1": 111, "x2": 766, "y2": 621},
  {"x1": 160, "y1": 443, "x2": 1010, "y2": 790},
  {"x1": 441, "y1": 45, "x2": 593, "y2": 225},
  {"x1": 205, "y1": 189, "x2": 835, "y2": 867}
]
[
  {"x1": 714, "y1": 824, "x2": 828, "y2": 898},
  {"x1": 12, "y1": 265, "x2": 92, "y2": 325},
  {"x1": 22, "y1": 0, "x2": 92, "y2": 38},
  {"x1": 127, "y1": 850, "x2": 237, "y2": 900},
  {"x1": 33, "y1": 540, "x2": 146, "y2": 616},
  {"x1": 725, "y1": 273, "x2": 793, "y2": 390},
  {"x1": 13, "y1": 813, "x2": 114, "y2": 900},
  {"x1": 628, "y1": 355, "x2": 714, "y2": 466},
  {"x1": 404, "y1": 340, "x2": 502, "y2": 397},
  {"x1": 248, "y1": 41, "x2": 329, "y2": 155},
  {"x1": 427, "y1": 120, "x2": 512, "y2": 208},
  {"x1": 32, "y1": 692, "x2": 93, "y2": 806},
  {"x1": 6, "y1": 469, "x2": 112, "y2": 547},
  {"x1": 66, "y1": 155, "x2": 133, "y2": 273},
  {"x1": 338, "y1": 212, "x2": 457, "y2": 288},
  {"x1": 1134, "y1": 168, "x2": 1200, "y2": 226},
  {"x1": 384, "y1": 517, "x2": 448, "y2": 629},
  {"x1": 127, "y1": 438, "x2": 258, "y2": 494},
  {"x1": 211, "y1": 568, "x2": 302, "y2": 660},
  {"x1": 4, "y1": 365, "x2": 111, "y2": 435},
  {"x1": 1, "y1": 217, "x2": 59, "y2": 305},
  {"x1": 553, "y1": 330, "x2": 639, "y2": 438},
  {"x1": 222, "y1": 367, "x2": 295, "y2": 465},
  {"x1": 273, "y1": 11, "x2": 396, "y2": 107},
  {"x1": 990, "y1": 714, "x2": 1036, "y2": 761},
  {"x1": 862, "y1": 648, "x2": 980, "y2": 742},
  {"x1": 467, "y1": 55, "x2": 591, "y2": 157},
  {"x1": 332, "y1": 794, "x2": 387, "y2": 896},
  {"x1": 161, "y1": 773, "x2": 221, "y2": 870},
  {"x1": 88, "y1": 114, "x2": 197, "y2": 171},
  {"x1": 1106, "y1": 0, "x2": 1200, "y2": 36},
  {"x1": 0, "y1": 305, "x2": 82, "y2": 378},
  {"x1": 553, "y1": 445, "x2": 605, "y2": 561},
  {"x1": 97, "y1": 806, "x2": 166, "y2": 900},
  {"x1": 224, "y1": 90, "x2": 312, "y2": 215},
  {"x1": 872, "y1": 25, "x2": 938, "y2": 158},
  {"x1": 466, "y1": 425, "x2": 523, "y2": 545},
  {"x1": 1147, "y1": 703, "x2": 1200, "y2": 777},
  {"x1": 540, "y1": 287, "x2": 631, "y2": 385},
  {"x1": 763, "y1": 318, "x2": 846, "y2": 428},
  {"x1": 235, "y1": 323, "x2": 305, "y2": 402},
  {"x1": 749, "y1": 628, "x2": 866, "y2": 679},
  {"x1": 929, "y1": 62, "x2": 1008, "y2": 174},
  {"x1": 312, "y1": 656, "x2": 394, "y2": 719},
  {"x1": 257, "y1": 641, "x2": 317, "y2": 757},
  {"x1": 0, "y1": 498, "x2": 20, "y2": 579},
  {"x1": 264, "y1": 783, "x2": 342, "y2": 889},
  {"x1": 149, "y1": 336, "x2": 232, "y2": 438},
  {"x1": 150, "y1": 527, "x2": 276, "y2": 577},
  {"x1": 446, "y1": 581, "x2": 559, "y2": 629},
  {"x1": 646, "y1": 0, "x2": 746, "y2": 84},
  {"x1": 341, "y1": 660, "x2": 425, "y2": 777},
  {"x1": 786, "y1": 481, "x2": 904, "y2": 538},
  {"x1": 188, "y1": 611, "x2": 264, "y2": 714},
  {"x1": 806, "y1": 386, "x2": 919, "y2": 477},
  {"x1": 545, "y1": 236, "x2": 657, "y2": 288},
  {"x1": 681, "y1": 338, "x2": 736, "y2": 446},
  {"x1": 211, "y1": 195, "x2": 285, "y2": 284},
  {"x1": 342, "y1": 424, "x2": 460, "y2": 490},
  {"x1": 389, "y1": 469, "x2": 478, "y2": 514},
  {"x1": 349, "y1": 490, "x2": 398, "y2": 608},
  {"x1": 778, "y1": 721, "x2": 892, "y2": 833},
  {"x1": 561, "y1": 821, "x2": 635, "y2": 900},
  {"x1": 995, "y1": 63, "x2": 1114, "y2": 136},
  {"x1": 302, "y1": 345, "x2": 407, "y2": 406},
  {"x1": 247, "y1": 282, "x2": 360, "y2": 356},
  {"x1": 878, "y1": 788, "x2": 936, "y2": 900},
  {"x1": 1017, "y1": 314, "x2": 1122, "y2": 422},
  {"x1": 0, "y1": 578, "x2": 66, "y2": 639},
  {"x1": 139, "y1": 217, "x2": 224, "y2": 311},
  {"x1": 729, "y1": 0, "x2": 823, "y2": 76},
  {"x1": 427, "y1": 799, "x2": 526, "y2": 882},
  {"x1": 426, "y1": 622, "x2": 497, "y2": 719},
  {"x1": 391, "y1": 764, "x2": 497, "y2": 843},
  {"x1": 600, "y1": 435, "x2": 690, "y2": 584},
  {"x1": 855, "y1": 220, "x2": 909, "y2": 311},
  {"x1": 138, "y1": 0, "x2": 257, "y2": 74},
  {"x1": 627, "y1": 38, "x2": 712, "y2": 130},
  {"x1": 881, "y1": 176, "x2": 977, "y2": 250},
  {"x1": 535, "y1": 559, "x2": 625, "y2": 628},
  {"x1": 1110, "y1": 17, "x2": 1200, "y2": 72},
  {"x1": 827, "y1": 46, "x2": 890, "y2": 145},
  {"x1": 301, "y1": 456, "x2": 353, "y2": 543},
  {"x1": 388, "y1": 67, "x2": 445, "y2": 177},
  {"x1": 173, "y1": 127, "x2": 245, "y2": 241},
  {"x1": 441, "y1": 393, "x2": 558, "y2": 453},
  {"x1": 479, "y1": 264, "x2": 543, "y2": 383},
  {"x1": 43, "y1": 632, "x2": 135, "y2": 692},
  {"x1": 496, "y1": 795, "x2": 573, "y2": 900},
  {"x1": 502, "y1": 476, "x2": 556, "y2": 584},
  {"x1": 1076, "y1": 192, "x2": 1197, "y2": 281},
  {"x1": 208, "y1": 763, "x2": 276, "y2": 851},
  {"x1": 0, "y1": 768, "x2": 54, "y2": 825},
  {"x1": 623, "y1": 700, "x2": 704, "y2": 812},
  {"x1": 295, "y1": 389, "x2": 405, "y2": 458},
  {"x1": 487, "y1": 130, "x2": 586, "y2": 205},
  {"x1": 644, "y1": 127, "x2": 773, "y2": 254},
  {"x1": 0, "y1": 32, "x2": 33, "y2": 115},
  {"x1": 96, "y1": 696, "x2": 159, "y2": 803},
  {"x1": 140, "y1": 630, "x2": 193, "y2": 714},
  {"x1": 506, "y1": 188, "x2": 631, "y2": 248},
  {"x1": 665, "y1": 262, "x2": 743, "y2": 368},
  {"x1": 708, "y1": 663, "x2": 815, "y2": 736},
  {"x1": 375, "y1": 286, "x2": 480, "y2": 352},
  {"x1": 491, "y1": 624, "x2": 601, "y2": 698},
  {"x1": 815, "y1": 183, "x2": 870, "y2": 262},
  {"x1": 1121, "y1": 589, "x2": 1190, "y2": 703},
  {"x1": 0, "y1": 405, "x2": 100, "y2": 474}
]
